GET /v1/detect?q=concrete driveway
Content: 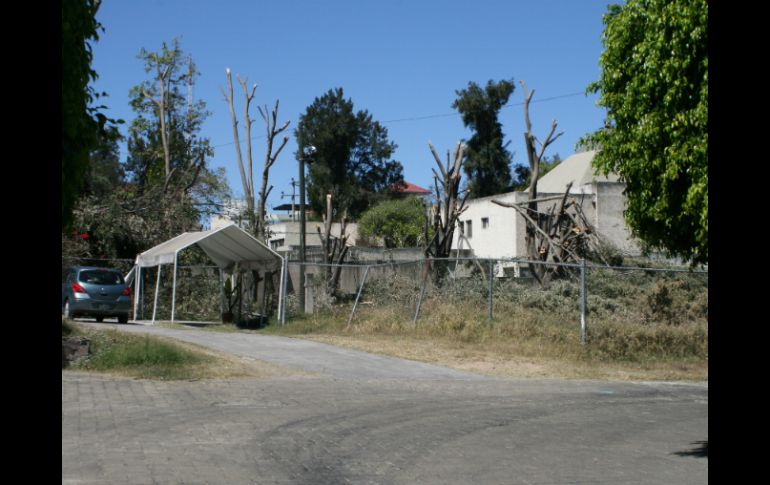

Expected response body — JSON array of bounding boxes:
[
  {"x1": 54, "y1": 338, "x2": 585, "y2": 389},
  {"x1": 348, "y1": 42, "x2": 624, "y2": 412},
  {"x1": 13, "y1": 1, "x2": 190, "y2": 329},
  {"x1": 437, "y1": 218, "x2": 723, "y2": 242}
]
[{"x1": 62, "y1": 322, "x2": 708, "y2": 484}]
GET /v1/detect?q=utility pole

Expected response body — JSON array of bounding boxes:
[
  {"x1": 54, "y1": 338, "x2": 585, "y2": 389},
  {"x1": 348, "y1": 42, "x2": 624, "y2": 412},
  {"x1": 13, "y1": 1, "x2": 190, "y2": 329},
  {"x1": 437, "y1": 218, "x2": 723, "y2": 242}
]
[
  {"x1": 299, "y1": 146, "x2": 316, "y2": 313},
  {"x1": 280, "y1": 178, "x2": 298, "y2": 221}
]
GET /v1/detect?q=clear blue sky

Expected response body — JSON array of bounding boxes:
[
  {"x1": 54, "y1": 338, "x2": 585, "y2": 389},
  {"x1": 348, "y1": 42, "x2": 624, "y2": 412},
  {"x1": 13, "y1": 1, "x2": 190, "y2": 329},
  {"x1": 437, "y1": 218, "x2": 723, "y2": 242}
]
[{"x1": 91, "y1": 0, "x2": 615, "y2": 218}]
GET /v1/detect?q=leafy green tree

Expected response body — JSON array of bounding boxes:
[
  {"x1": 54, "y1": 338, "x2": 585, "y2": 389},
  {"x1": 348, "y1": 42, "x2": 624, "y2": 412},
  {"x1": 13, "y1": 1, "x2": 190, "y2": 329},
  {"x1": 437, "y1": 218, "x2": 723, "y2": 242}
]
[
  {"x1": 582, "y1": 0, "x2": 708, "y2": 264},
  {"x1": 127, "y1": 38, "x2": 213, "y2": 192},
  {"x1": 452, "y1": 79, "x2": 515, "y2": 197},
  {"x1": 74, "y1": 40, "x2": 229, "y2": 259},
  {"x1": 295, "y1": 88, "x2": 404, "y2": 218},
  {"x1": 85, "y1": 126, "x2": 124, "y2": 198},
  {"x1": 358, "y1": 197, "x2": 430, "y2": 248},
  {"x1": 62, "y1": 0, "x2": 119, "y2": 229}
]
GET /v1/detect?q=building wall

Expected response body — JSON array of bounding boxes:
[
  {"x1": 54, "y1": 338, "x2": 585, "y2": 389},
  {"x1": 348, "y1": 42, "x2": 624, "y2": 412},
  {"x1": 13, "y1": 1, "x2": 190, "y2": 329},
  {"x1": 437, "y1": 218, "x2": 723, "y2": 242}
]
[
  {"x1": 594, "y1": 182, "x2": 640, "y2": 255},
  {"x1": 451, "y1": 185, "x2": 639, "y2": 260},
  {"x1": 450, "y1": 191, "x2": 528, "y2": 259},
  {"x1": 268, "y1": 222, "x2": 359, "y2": 252}
]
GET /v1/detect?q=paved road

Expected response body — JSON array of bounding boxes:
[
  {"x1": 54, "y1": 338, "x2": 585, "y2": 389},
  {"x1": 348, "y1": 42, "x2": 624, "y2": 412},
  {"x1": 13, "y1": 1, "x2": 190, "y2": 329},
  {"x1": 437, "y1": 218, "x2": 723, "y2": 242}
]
[
  {"x1": 62, "y1": 322, "x2": 708, "y2": 485},
  {"x1": 74, "y1": 320, "x2": 489, "y2": 381}
]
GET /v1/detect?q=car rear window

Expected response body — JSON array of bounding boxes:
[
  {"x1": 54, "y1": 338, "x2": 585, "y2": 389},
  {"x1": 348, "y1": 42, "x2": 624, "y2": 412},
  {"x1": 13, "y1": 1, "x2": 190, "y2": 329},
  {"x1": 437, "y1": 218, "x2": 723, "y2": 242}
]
[{"x1": 79, "y1": 270, "x2": 124, "y2": 285}]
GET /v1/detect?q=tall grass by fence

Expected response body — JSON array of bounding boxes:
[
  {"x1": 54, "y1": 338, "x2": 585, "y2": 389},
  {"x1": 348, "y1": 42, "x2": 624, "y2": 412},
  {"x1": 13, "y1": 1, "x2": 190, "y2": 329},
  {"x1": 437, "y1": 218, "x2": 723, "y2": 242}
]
[
  {"x1": 279, "y1": 257, "x2": 707, "y2": 357},
  {"x1": 61, "y1": 254, "x2": 708, "y2": 358}
]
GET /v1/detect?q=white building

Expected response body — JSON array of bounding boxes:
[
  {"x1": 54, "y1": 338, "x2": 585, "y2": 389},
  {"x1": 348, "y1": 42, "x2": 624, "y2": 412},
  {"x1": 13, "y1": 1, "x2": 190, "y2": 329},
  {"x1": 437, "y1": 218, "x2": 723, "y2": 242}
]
[
  {"x1": 266, "y1": 221, "x2": 358, "y2": 252},
  {"x1": 210, "y1": 199, "x2": 358, "y2": 253},
  {"x1": 452, "y1": 151, "x2": 640, "y2": 265}
]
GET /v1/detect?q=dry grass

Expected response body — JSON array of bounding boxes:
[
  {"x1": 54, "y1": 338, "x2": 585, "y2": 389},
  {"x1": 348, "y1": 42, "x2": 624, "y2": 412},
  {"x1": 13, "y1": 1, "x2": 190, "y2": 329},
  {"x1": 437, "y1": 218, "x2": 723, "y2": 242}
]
[
  {"x1": 265, "y1": 274, "x2": 708, "y2": 382},
  {"x1": 299, "y1": 333, "x2": 707, "y2": 381}
]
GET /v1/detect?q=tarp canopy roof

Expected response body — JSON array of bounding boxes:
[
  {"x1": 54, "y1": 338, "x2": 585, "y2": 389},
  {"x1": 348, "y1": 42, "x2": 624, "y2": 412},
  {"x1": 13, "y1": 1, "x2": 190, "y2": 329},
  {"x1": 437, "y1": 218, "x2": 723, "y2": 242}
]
[{"x1": 135, "y1": 224, "x2": 282, "y2": 271}]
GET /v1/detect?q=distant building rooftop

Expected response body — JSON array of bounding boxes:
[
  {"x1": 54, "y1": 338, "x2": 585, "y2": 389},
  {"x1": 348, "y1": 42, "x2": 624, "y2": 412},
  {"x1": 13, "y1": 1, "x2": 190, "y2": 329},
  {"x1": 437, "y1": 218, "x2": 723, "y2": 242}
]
[{"x1": 389, "y1": 181, "x2": 431, "y2": 195}]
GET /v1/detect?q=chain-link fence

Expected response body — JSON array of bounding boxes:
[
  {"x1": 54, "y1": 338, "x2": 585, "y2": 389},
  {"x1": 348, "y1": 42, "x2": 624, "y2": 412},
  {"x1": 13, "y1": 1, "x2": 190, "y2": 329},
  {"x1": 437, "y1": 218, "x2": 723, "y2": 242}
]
[
  {"x1": 280, "y1": 257, "x2": 708, "y2": 348},
  {"x1": 62, "y1": 257, "x2": 281, "y2": 325}
]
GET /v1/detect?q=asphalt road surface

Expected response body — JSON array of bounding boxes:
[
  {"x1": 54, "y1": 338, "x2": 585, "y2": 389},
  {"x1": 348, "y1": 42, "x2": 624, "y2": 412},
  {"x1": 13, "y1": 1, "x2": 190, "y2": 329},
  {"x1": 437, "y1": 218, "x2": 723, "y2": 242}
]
[{"x1": 62, "y1": 321, "x2": 708, "y2": 484}]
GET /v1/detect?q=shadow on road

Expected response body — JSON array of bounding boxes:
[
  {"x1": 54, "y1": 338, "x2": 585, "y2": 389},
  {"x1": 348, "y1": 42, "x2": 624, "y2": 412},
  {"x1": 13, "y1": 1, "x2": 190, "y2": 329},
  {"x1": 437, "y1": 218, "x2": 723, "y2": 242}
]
[{"x1": 674, "y1": 440, "x2": 708, "y2": 458}]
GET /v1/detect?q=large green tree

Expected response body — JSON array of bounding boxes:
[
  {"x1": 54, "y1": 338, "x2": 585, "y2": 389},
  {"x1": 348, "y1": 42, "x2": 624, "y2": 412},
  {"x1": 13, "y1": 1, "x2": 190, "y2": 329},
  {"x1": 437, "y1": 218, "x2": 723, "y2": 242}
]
[
  {"x1": 583, "y1": 0, "x2": 708, "y2": 264},
  {"x1": 62, "y1": 0, "x2": 118, "y2": 229},
  {"x1": 294, "y1": 88, "x2": 404, "y2": 218},
  {"x1": 452, "y1": 79, "x2": 515, "y2": 197},
  {"x1": 358, "y1": 197, "x2": 431, "y2": 249},
  {"x1": 73, "y1": 40, "x2": 228, "y2": 259}
]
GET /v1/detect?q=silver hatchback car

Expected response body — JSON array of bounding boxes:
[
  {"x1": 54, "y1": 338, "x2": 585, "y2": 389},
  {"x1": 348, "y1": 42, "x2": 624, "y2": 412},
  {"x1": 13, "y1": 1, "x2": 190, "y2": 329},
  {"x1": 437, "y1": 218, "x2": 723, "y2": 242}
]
[{"x1": 62, "y1": 266, "x2": 131, "y2": 323}]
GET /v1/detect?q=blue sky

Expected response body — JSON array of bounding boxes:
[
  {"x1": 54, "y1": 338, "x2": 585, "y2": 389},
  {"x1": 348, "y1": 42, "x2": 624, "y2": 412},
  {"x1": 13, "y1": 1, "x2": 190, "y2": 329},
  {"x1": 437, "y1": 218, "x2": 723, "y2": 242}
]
[{"x1": 91, "y1": 0, "x2": 615, "y2": 216}]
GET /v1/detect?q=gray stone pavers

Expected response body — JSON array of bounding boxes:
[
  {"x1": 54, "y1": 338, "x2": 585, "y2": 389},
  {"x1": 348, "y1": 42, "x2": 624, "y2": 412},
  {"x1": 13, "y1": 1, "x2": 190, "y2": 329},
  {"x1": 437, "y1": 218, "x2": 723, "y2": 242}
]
[
  {"x1": 63, "y1": 369, "x2": 707, "y2": 484},
  {"x1": 63, "y1": 322, "x2": 707, "y2": 484}
]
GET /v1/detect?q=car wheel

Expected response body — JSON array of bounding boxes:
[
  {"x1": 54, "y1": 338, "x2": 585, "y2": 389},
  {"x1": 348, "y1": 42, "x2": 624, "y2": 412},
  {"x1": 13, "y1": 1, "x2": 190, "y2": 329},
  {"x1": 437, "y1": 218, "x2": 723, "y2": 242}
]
[
  {"x1": 95, "y1": 316, "x2": 104, "y2": 323},
  {"x1": 62, "y1": 300, "x2": 71, "y2": 319},
  {"x1": 118, "y1": 314, "x2": 128, "y2": 324}
]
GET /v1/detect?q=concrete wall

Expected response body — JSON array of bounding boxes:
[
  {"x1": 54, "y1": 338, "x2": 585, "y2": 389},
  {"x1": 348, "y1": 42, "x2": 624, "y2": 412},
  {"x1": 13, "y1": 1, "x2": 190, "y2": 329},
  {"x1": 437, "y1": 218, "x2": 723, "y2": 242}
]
[{"x1": 595, "y1": 182, "x2": 641, "y2": 255}]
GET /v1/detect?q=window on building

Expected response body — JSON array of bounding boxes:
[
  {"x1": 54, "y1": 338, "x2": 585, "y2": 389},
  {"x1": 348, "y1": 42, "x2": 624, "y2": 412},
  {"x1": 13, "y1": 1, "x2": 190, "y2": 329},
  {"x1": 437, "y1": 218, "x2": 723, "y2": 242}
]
[
  {"x1": 458, "y1": 220, "x2": 464, "y2": 236},
  {"x1": 465, "y1": 220, "x2": 473, "y2": 238},
  {"x1": 270, "y1": 239, "x2": 285, "y2": 250},
  {"x1": 482, "y1": 217, "x2": 489, "y2": 229}
]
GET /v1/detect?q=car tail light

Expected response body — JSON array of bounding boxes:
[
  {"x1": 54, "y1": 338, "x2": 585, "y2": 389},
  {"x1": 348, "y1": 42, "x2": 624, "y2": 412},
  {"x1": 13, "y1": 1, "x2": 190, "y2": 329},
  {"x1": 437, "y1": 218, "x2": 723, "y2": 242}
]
[
  {"x1": 121, "y1": 287, "x2": 131, "y2": 296},
  {"x1": 72, "y1": 283, "x2": 87, "y2": 294}
]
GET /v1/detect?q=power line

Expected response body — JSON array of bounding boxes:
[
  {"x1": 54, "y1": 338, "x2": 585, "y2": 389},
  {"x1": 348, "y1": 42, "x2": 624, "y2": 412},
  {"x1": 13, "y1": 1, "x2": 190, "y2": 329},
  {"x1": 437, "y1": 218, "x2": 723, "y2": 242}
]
[
  {"x1": 381, "y1": 91, "x2": 587, "y2": 123},
  {"x1": 211, "y1": 90, "x2": 588, "y2": 148}
]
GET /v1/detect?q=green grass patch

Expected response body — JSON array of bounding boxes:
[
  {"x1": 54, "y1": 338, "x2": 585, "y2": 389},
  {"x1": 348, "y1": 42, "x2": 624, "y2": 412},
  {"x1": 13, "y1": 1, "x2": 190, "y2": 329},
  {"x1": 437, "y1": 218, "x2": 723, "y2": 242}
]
[
  {"x1": 63, "y1": 322, "x2": 293, "y2": 380},
  {"x1": 72, "y1": 326, "x2": 211, "y2": 380}
]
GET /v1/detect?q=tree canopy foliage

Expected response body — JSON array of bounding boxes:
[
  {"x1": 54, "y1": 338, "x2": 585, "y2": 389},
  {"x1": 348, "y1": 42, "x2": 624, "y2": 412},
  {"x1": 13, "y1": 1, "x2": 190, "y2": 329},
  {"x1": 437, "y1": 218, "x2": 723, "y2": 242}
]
[
  {"x1": 71, "y1": 40, "x2": 228, "y2": 260},
  {"x1": 452, "y1": 79, "x2": 515, "y2": 197},
  {"x1": 582, "y1": 0, "x2": 708, "y2": 264},
  {"x1": 62, "y1": 0, "x2": 119, "y2": 230},
  {"x1": 294, "y1": 88, "x2": 404, "y2": 219},
  {"x1": 358, "y1": 197, "x2": 430, "y2": 249}
]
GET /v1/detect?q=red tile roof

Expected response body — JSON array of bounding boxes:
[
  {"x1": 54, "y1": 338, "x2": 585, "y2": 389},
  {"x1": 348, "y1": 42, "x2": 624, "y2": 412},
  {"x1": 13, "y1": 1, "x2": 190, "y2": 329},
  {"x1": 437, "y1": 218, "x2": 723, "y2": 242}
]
[{"x1": 390, "y1": 181, "x2": 431, "y2": 195}]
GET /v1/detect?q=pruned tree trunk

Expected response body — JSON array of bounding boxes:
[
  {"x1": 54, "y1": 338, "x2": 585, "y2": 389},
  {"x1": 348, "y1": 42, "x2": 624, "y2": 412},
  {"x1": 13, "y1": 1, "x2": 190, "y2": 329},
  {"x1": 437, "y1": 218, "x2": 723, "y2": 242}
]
[
  {"x1": 316, "y1": 193, "x2": 349, "y2": 294},
  {"x1": 257, "y1": 100, "x2": 290, "y2": 241},
  {"x1": 518, "y1": 81, "x2": 563, "y2": 284},
  {"x1": 141, "y1": 64, "x2": 173, "y2": 186},
  {"x1": 222, "y1": 68, "x2": 253, "y2": 224},
  {"x1": 425, "y1": 141, "x2": 468, "y2": 259}
]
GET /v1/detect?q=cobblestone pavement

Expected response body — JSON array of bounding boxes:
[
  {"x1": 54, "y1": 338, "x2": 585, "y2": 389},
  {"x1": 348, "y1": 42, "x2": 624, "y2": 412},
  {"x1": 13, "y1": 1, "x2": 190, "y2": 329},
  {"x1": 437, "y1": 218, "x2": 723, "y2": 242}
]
[{"x1": 63, "y1": 323, "x2": 707, "y2": 484}]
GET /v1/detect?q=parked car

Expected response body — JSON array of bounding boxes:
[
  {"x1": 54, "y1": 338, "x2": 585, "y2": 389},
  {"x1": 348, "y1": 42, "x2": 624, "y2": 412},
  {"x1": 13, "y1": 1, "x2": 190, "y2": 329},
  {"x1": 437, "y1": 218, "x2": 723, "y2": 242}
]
[{"x1": 62, "y1": 266, "x2": 131, "y2": 323}]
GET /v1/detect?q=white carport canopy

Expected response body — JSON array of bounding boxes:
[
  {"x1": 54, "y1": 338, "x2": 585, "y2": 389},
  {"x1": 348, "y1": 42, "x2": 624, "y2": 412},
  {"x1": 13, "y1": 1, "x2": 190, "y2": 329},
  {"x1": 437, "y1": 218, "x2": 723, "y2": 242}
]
[{"x1": 132, "y1": 224, "x2": 283, "y2": 323}]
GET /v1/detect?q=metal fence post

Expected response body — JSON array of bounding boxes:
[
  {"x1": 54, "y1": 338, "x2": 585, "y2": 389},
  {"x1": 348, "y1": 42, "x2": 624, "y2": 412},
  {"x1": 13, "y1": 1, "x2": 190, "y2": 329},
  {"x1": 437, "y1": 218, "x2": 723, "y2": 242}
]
[
  {"x1": 278, "y1": 256, "x2": 287, "y2": 325},
  {"x1": 347, "y1": 265, "x2": 371, "y2": 328},
  {"x1": 413, "y1": 259, "x2": 430, "y2": 326},
  {"x1": 488, "y1": 259, "x2": 494, "y2": 321},
  {"x1": 580, "y1": 257, "x2": 587, "y2": 346}
]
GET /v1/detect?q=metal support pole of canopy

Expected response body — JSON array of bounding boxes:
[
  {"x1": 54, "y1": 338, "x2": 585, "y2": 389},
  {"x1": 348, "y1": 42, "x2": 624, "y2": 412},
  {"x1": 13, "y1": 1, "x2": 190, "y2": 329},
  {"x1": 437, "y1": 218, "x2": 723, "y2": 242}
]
[
  {"x1": 152, "y1": 265, "x2": 162, "y2": 324},
  {"x1": 133, "y1": 265, "x2": 141, "y2": 321},
  {"x1": 171, "y1": 252, "x2": 178, "y2": 322}
]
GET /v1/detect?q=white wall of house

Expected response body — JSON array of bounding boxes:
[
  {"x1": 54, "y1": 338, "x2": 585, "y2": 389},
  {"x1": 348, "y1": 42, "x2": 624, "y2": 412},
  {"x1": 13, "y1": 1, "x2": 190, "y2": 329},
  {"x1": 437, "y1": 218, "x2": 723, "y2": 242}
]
[
  {"x1": 451, "y1": 191, "x2": 528, "y2": 260},
  {"x1": 450, "y1": 150, "x2": 642, "y2": 261},
  {"x1": 451, "y1": 183, "x2": 639, "y2": 260}
]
